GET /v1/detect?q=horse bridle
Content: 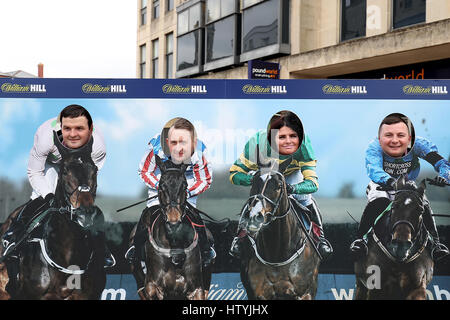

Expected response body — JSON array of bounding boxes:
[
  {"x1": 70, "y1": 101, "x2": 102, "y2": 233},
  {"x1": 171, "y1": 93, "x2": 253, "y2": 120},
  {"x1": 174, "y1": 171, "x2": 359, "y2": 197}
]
[
  {"x1": 390, "y1": 190, "x2": 424, "y2": 239},
  {"x1": 243, "y1": 169, "x2": 309, "y2": 267},
  {"x1": 158, "y1": 167, "x2": 188, "y2": 222},
  {"x1": 58, "y1": 162, "x2": 98, "y2": 226},
  {"x1": 245, "y1": 170, "x2": 290, "y2": 226}
]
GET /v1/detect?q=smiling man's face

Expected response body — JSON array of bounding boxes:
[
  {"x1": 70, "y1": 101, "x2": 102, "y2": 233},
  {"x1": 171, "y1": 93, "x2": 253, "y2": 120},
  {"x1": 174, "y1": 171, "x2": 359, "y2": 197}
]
[
  {"x1": 379, "y1": 121, "x2": 411, "y2": 158},
  {"x1": 61, "y1": 116, "x2": 92, "y2": 149}
]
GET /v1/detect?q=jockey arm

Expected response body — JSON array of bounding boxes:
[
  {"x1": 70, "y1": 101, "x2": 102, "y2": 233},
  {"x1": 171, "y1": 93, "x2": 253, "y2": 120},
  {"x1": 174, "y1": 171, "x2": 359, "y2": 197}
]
[
  {"x1": 186, "y1": 153, "x2": 213, "y2": 198},
  {"x1": 139, "y1": 145, "x2": 160, "y2": 191},
  {"x1": 27, "y1": 126, "x2": 55, "y2": 199},
  {"x1": 138, "y1": 138, "x2": 213, "y2": 197},
  {"x1": 365, "y1": 139, "x2": 393, "y2": 186},
  {"x1": 289, "y1": 165, "x2": 319, "y2": 194},
  {"x1": 416, "y1": 137, "x2": 450, "y2": 183}
]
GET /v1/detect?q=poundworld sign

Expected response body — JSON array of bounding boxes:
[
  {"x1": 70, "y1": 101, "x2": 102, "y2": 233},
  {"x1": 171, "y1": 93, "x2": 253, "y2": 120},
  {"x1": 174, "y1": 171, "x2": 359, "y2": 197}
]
[{"x1": 248, "y1": 60, "x2": 280, "y2": 79}]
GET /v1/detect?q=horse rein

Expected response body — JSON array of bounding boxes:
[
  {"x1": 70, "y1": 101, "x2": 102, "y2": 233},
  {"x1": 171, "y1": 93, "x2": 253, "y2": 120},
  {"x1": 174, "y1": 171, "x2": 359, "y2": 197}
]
[
  {"x1": 245, "y1": 170, "x2": 290, "y2": 225},
  {"x1": 243, "y1": 169, "x2": 310, "y2": 267},
  {"x1": 371, "y1": 189, "x2": 428, "y2": 264},
  {"x1": 147, "y1": 209, "x2": 199, "y2": 259}
]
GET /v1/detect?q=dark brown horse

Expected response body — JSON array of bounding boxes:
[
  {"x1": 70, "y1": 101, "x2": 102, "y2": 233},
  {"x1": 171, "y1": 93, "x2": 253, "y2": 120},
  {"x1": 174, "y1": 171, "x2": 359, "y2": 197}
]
[
  {"x1": 354, "y1": 176, "x2": 434, "y2": 300},
  {"x1": 131, "y1": 155, "x2": 212, "y2": 300},
  {"x1": 239, "y1": 155, "x2": 320, "y2": 300},
  {"x1": 0, "y1": 132, "x2": 106, "y2": 299}
]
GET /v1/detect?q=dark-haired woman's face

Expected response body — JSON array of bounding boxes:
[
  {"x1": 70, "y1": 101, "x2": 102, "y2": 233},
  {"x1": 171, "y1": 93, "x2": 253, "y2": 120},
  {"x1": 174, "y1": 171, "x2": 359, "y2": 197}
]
[
  {"x1": 61, "y1": 116, "x2": 93, "y2": 149},
  {"x1": 276, "y1": 126, "x2": 300, "y2": 155}
]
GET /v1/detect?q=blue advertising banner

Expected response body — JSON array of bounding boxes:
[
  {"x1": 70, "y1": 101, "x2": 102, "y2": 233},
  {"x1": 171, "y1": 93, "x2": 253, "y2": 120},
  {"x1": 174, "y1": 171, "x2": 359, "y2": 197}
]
[
  {"x1": 101, "y1": 273, "x2": 450, "y2": 300},
  {"x1": 0, "y1": 78, "x2": 449, "y2": 100}
]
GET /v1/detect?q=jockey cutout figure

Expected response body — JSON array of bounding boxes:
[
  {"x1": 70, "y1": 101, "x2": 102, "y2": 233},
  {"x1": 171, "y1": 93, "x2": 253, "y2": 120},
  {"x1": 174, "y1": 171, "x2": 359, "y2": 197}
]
[
  {"x1": 2, "y1": 104, "x2": 115, "y2": 271},
  {"x1": 350, "y1": 113, "x2": 450, "y2": 261},
  {"x1": 228, "y1": 110, "x2": 333, "y2": 260},
  {"x1": 126, "y1": 117, "x2": 215, "y2": 268}
]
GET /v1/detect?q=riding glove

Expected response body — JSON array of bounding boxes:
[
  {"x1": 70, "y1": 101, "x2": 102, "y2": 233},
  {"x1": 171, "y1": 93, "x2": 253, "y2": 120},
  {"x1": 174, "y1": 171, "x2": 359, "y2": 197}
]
[{"x1": 289, "y1": 179, "x2": 318, "y2": 195}]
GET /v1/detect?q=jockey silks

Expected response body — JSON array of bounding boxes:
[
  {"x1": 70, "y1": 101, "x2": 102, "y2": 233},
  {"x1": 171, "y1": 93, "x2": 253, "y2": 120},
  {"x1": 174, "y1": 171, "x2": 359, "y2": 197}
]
[
  {"x1": 138, "y1": 133, "x2": 213, "y2": 206},
  {"x1": 27, "y1": 118, "x2": 106, "y2": 199},
  {"x1": 365, "y1": 136, "x2": 449, "y2": 185}
]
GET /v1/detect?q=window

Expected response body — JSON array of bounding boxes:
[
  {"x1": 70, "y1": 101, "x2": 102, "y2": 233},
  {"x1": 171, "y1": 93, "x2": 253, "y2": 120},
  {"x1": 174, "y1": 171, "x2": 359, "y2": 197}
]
[
  {"x1": 240, "y1": 0, "x2": 289, "y2": 62},
  {"x1": 177, "y1": 3, "x2": 202, "y2": 35},
  {"x1": 139, "y1": 44, "x2": 146, "y2": 78},
  {"x1": 206, "y1": 15, "x2": 235, "y2": 63},
  {"x1": 393, "y1": 0, "x2": 426, "y2": 29},
  {"x1": 152, "y1": 39, "x2": 159, "y2": 78},
  {"x1": 242, "y1": 0, "x2": 265, "y2": 9},
  {"x1": 177, "y1": 31, "x2": 200, "y2": 71},
  {"x1": 153, "y1": 0, "x2": 160, "y2": 19},
  {"x1": 167, "y1": 0, "x2": 174, "y2": 12},
  {"x1": 166, "y1": 33, "x2": 174, "y2": 78},
  {"x1": 176, "y1": 1, "x2": 205, "y2": 77},
  {"x1": 206, "y1": 0, "x2": 235, "y2": 23},
  {"x1": 242, "y1": 0, "x2": 279, "y2": 52},
  {"x1": 141, "y1": 0, "x2": 147, "y2": 25},
  {"x1": 341, "y1": 0, "x2": 366, "y2": 41}
]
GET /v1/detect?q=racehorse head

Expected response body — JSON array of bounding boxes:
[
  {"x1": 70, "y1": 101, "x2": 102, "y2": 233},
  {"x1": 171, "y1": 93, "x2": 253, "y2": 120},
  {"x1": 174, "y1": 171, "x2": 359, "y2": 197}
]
[
  {"x1": 53, "y1": 131, "x2": 99, "y2": 228},
  {"x1": 387, "y1": 175, "x2": 426, "y2": 262},
  {"x1": 246, "y1": 146, "x2": 292, "y2": 237},
  {"x1": 155, "y1": 155, "x2": 188, "y2": 231}
]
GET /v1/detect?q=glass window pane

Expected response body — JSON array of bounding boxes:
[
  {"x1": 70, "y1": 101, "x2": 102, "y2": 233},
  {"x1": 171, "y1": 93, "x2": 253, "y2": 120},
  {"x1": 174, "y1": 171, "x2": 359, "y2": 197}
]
[
  {"x1": 140, "y1": 45, "x2": 147, "y2": 62},
  {"x1": 341, "y1": 0, "x2": 366, "y2": 41},
  {"x1": 206, "y1": 16, "x2": 235, "y2": 62},
  {"x1": 242, "y1": 0, "x2": 278, "y2": 53},
  {"x1": 243, "y1": 0, "x2": 264, "y2": 9},
  {"x1": 153, "y1": 0, "x2": 160, "y2": 19},
  {"x1": 222, "y1": 0, "x2": 236, "y2": 17},
  {"x1": 152, "y1": 39, "x2": 159, "y2": 58},
  {"x1": 141, "y1": 8, "x2": 147, "y2": 25},
  {"x1": 207, "y1": 0, "x2": 221, "y2": 23},
  {"x1": 189, "y1": 4, "x2": 201, "y2": 30},
  {"x1": 153, "y1": 59, "x2": 159, "y2": 78},
  {"x1": 167, "y1": 0, "x2": 174, "y2": 11},
  {"x1": 166, "y1": 33, "x2": 173, "y2": 54},
  {"x1": 177, "y1": 31, "x2": 200, "y2": 71},
  {"x1": 393, "y1": 0, "x2": 426, "y2": 29},
  {"x1": 178, "y1": 10, "x2": 189, "y2": 34},
  {"x1": 142, "y1": 0, "x2": 147, "y2": 8},
  {"x1": 166, "y1": 53, "x2": 173, "y2": 78}
]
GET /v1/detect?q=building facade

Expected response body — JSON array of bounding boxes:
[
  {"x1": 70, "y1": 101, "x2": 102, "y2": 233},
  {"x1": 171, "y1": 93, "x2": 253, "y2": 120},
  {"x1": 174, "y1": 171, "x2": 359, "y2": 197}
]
[{"x1": 136, "y1": 0, "x2": 450, "y2": 79}]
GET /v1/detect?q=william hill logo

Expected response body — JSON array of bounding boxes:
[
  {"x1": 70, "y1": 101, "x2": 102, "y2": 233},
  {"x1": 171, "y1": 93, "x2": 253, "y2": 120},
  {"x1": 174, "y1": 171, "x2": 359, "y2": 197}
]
[
  {"x1": 1, "y1": 83, "x2": 47, "y2": 93},
  {"x1": 242, "y1": 84, "x2": 287, "y2": 94},
  {"x1": 322, "y1": 85, "x2": 367, "y2": 94},
  {"x1": 403, "y1": 85, "x2": 448, "y2": 95},
  {"x1": 162, "y1": 84, "x2": 207, "y2": 94},
  {"x1": 82, "y1": 83, "x2": 127, "y2": 93}
]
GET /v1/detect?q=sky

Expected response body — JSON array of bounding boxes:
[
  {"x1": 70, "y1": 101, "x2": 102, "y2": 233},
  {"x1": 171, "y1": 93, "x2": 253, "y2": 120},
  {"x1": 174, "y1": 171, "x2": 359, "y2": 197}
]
[
  {"x1": 0, "y1": 1, "x2": 137, "y2": 78},
  {"x1": 0, "y1": 98, "x2": 449, "y2": 198}
]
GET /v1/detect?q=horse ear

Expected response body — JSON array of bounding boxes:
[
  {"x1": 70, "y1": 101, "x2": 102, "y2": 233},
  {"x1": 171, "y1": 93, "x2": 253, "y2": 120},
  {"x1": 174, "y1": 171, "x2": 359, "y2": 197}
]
[
  {"x1": 53, "y1": 130, "x2": 69, "y2": 159},
  {"x1": 396, "y1": 175, "x2": 407, "y2": 190},
  {"x1": 417, "y1": 179, "x2": 426, "y2": 196},
  {"x1": 256, "y1": 145, "x2": 270, "y2": 168},
  {"x1": 278, "y1": 157, "x2": 292, "y2": 173},
  {"x1": 155, "y1": 154, "x2": 165, "y2": 172}
]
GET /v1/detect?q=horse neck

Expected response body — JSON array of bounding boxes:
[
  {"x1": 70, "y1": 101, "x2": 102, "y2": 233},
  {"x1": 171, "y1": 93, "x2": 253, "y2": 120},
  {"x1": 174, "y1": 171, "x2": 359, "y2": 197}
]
[
  {"x1": 45, "y1": 214, "x2": 91, "y2": 263},
  {"x1": 154, "y1": 213, "x2": 195, "y2": 249},
  {"x1": 257, "y1": 194, "x2": 299, "y2": 261}
]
